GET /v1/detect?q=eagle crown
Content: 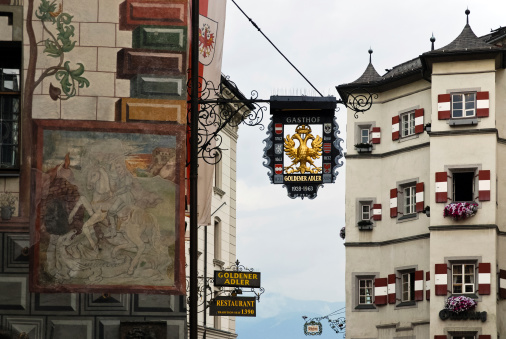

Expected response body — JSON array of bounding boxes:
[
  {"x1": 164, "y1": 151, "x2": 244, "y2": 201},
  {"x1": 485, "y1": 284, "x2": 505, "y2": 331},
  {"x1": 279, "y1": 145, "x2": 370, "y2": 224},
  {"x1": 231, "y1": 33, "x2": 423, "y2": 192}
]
[{"x1": 295, "y1": 124, "x2": 311, "y2": 137}]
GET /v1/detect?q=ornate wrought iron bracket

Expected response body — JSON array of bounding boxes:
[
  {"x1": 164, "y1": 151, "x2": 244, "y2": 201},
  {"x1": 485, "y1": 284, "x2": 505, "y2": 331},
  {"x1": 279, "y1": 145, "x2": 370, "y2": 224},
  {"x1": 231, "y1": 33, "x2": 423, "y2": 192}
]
[
  {"x1": 303, "y1": 315, "x2": 346, "y2": 336},
  {"x1": 187, "y1": 75, "x2": 376, "y2": 165}
]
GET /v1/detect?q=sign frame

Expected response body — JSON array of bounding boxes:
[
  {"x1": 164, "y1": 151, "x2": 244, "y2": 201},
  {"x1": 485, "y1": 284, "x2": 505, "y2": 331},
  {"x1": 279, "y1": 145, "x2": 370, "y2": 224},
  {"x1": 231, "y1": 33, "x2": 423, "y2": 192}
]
[
  {"x1": 210, "y1": 296, "x2": 256, "y2": 317},
  {"x1": 263, "y1": 96, "x2": 343, "y2": 199}
]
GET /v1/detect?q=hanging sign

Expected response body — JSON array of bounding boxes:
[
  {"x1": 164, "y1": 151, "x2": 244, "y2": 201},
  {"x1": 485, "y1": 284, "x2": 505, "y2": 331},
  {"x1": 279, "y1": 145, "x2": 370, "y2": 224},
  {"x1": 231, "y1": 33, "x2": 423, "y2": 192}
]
[
  {"x1": 264, "y1": 96, "x2": 343, "y2": 199},
  {"x1": 304, "y1": 320, "x2": 323, "y2": 336},
  {"x1": 214, "y1": 271, "x2": 261, "y2": 288},
  {"x1": 210, "y1": 296, "x2": 256, "y2": 317}
]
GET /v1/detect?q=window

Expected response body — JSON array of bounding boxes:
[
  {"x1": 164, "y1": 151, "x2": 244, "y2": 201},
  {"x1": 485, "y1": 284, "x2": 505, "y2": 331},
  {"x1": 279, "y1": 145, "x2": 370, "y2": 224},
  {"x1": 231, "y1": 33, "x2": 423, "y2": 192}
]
[
  {"x1": 401, "y1": 271, "x2": 415, "y2": 302},
  {"x1": 360, "y1": 128, "x2": 370, "y2": 144},
  {"x1": 358, "y1": 279, "x2": 373, "y2": 305},
  {"x1": 449, "y1": 331, "x2": 477, "y2": 339},
  {"x1": 453, "y1": 171, "x2": 475, "y2": 202},
  {"x1": 214, "y1": 218, "x2": 221, "y2": 260},
  {"x1": 404, "y1": 186, "x2": 416, "y2": 215},
  {"x1": 452, "y1": 93, "x2": 476, "y2": 118},
  {"x1": 400, "y1": 111, "x2": 415, "y2": 137},
  {"x1": 0, "y1": 42, "x2": 21, "y2": 172},
  {"x1": 452, "y1": 263, "x2": 475, "y2": 294},
  {"x1": 361, "y1": 204, "x2": 370, "y2": 221}
]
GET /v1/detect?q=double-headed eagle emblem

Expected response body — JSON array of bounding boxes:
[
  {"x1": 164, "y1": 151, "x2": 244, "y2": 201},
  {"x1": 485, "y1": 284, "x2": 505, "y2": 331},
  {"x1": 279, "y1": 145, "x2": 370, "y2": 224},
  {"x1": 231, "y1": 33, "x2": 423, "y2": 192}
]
[{"x1": 284, "y1": 124, "x2": 323, "y2": 174}]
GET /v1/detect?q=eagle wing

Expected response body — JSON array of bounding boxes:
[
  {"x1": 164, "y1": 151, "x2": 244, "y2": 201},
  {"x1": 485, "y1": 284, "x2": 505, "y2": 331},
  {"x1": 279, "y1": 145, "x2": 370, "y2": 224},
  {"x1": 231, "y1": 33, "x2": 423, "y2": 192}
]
[
  {"x1": 284, "y1": 135, "x2": 297, "y2": 160},
  {"x1": 308, "y1": 135, "x2": 323, "y2": 159}
]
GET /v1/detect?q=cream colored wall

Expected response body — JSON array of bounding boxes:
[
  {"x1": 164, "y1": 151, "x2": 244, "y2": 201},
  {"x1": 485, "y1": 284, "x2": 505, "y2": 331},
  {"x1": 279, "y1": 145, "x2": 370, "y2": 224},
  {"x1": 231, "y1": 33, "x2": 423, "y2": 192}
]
[
  {"x1": 429, "y1": 134, "x2": 497, "y2": 226},
  {"x1": 346, "y1": 239, "x2": 430, "y2": 338},
  {"x1": 497, "y1": 69, "x2": 506, "y2": 139},
  {"x1": 345, "y1": 147, "x2": 430, "y2": 243},
  {"x1": 429, "y1": 229, "x2": 497, "y2": 338}
]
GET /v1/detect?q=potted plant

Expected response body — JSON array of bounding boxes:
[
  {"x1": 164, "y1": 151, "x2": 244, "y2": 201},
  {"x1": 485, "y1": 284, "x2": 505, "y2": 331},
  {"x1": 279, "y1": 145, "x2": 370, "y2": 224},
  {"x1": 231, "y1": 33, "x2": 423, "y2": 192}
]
[
  {"x1": 0, "y1": 192, "x2": 17, "y2": 220},
  {"x1": 357, "y1": 219, "x2": 373, "y2": 230},
  {"x1": 443, "y1": 202, "x2": 478, "y2": 221},
  {"x1": 444, "y1": 295, "x2": 476, "y2": 314},
  {"x1": 354, "y1": 143, "x2": 372, "y2": 153}
]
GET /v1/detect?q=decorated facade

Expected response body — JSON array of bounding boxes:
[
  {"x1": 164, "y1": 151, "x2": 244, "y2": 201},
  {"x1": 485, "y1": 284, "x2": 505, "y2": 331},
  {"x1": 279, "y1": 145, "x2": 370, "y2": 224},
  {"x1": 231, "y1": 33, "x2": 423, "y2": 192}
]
[
  {"x1": 0, "y1": 0, "x2": 239, "y2": 338},
  {"x1": 338, "y1": 11, "x2": 506, "y2": 339}
]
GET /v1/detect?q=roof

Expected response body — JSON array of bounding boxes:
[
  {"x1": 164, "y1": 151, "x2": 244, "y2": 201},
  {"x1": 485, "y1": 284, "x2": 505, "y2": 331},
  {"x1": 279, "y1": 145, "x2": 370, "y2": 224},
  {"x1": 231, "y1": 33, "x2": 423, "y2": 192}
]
[
  {"x1": 426, "y1": 24, "x2": 500, "y2": 54},
  {"x1": 349, "y1": 62, "x2": 381, "y2": 84}
]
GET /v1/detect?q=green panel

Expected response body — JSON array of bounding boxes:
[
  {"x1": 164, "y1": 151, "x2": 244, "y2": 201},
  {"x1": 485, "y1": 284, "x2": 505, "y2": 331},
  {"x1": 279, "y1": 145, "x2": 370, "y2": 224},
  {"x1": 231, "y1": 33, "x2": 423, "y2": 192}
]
[
  {"x1": 130, "y1": 75, "x2": 186, "y2": 100},
  {"x1": 133, "y1": 26, "x2": 187, "y2": 51}
]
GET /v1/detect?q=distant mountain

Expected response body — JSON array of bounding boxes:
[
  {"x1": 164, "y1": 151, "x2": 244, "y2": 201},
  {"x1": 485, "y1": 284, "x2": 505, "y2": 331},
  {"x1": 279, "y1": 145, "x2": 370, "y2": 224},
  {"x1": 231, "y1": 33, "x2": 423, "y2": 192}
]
[{"x1": 236, "y1": 295, "x2": 345, "y2": 339}]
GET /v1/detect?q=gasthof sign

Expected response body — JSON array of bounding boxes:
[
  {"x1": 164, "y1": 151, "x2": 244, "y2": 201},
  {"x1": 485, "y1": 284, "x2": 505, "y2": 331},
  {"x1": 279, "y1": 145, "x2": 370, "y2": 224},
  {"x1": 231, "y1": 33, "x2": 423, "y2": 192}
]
[{"x1": 214, "y1": 271, "x2": 261, "y2": 288}]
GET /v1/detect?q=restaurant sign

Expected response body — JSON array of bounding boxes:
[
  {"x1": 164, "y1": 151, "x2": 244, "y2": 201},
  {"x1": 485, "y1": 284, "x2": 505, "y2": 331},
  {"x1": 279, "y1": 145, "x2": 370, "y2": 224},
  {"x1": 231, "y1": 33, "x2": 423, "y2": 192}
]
[
  {"x1": 264, "y1": 96, "x2": 343, "y2": 199},
  {"x1": 214, "y1": 271, "x2": 261, "y2": 288},
  {"x1": 210, "y1": 296, "x2": 256, "y2": 317}
]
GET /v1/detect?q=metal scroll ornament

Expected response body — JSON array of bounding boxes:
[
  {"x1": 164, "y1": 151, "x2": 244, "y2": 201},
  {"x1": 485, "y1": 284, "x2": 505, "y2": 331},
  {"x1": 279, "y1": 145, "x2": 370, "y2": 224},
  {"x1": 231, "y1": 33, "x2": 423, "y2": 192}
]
[
  {"x1": 263, "y1": 96, "x2": 344, "y2": 199},
  {"x1": 187, "y1": 74, "x2": 266, "y2": 165},
  {"x1": 344, "y1": 88, "x2": 378, "y2": 119},
  {"x1": 304, "y1": 320, "x2": 323, "y2": 336}
]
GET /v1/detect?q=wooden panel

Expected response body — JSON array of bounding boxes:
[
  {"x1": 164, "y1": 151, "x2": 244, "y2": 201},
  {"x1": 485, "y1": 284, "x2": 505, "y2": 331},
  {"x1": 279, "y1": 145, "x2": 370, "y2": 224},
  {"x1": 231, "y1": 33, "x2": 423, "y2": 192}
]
[
  {"x1": 130, "y1": 75, "x2": 185, "y2": 100},
  {"x1": 117, "y1": 48, "x2": 186, "y2": 79},
  {"x1": 133, "y1": 26, "x2": 187, "y2": 51},
  {"x1": 119, "y1": 98, "x2": 186, "y2": 124},
  {"x1": 122, "y1": 0, "x2": 188, "y2": 30}
]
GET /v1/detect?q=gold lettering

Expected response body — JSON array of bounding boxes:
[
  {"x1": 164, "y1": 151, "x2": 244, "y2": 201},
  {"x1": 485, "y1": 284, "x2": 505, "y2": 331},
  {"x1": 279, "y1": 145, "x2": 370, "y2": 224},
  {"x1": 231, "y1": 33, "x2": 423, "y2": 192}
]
[
  {"x1": 245, "y1": 280, "x2": 250, "y2": 285},
  {"x1": 218, "y1": 272, "x2": 223, "y2": 278},
  {"x1": 224, "y1": 279, "x2": 230, "y2": 284},
  {"x1": 253, "y1": 274, "x2": 258, "y2": 279}
]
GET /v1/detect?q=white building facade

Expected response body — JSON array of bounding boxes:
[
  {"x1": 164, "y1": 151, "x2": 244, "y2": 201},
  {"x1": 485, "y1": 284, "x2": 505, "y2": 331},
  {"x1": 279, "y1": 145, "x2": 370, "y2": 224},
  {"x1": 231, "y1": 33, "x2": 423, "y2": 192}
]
[{"x1": 338, "y1": 13, "x2": 506, "y2": 339}]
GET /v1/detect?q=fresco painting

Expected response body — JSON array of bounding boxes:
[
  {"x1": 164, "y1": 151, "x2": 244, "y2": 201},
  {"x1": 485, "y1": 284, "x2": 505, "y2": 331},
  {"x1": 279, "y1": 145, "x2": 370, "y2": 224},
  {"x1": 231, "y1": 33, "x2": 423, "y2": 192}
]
[{"x1": 31, "y1": 121, "x2": 185, "y2": 293}]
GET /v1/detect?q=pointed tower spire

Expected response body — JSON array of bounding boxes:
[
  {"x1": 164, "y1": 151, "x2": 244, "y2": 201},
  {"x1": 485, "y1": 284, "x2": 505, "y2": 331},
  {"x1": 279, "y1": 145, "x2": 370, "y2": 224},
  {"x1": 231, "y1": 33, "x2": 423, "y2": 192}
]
[
  {"x1": 430, "y1": 33, "x2": 436, "y2": 51},
  {"x1": 465, "y1": 8, "x2": 470, "y2": 25}
]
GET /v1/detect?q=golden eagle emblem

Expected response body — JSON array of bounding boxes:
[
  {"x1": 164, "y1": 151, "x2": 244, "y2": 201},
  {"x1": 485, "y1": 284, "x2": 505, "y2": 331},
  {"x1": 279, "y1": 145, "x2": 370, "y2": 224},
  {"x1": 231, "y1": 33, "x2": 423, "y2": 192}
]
[{"x1": 284, "y1": 124, "x2": 323, "y2": 174}]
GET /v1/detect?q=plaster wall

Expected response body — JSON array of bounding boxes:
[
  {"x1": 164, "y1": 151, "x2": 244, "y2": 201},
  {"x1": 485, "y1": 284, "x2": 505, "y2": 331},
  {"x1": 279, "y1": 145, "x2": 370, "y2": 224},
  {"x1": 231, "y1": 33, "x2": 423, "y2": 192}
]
[
  {"x1": 429, "y1": 228, "x2": 497, "y2": 338},
  {"x1": 428, "y1": 133, "x2": 496, "y2": 226}
]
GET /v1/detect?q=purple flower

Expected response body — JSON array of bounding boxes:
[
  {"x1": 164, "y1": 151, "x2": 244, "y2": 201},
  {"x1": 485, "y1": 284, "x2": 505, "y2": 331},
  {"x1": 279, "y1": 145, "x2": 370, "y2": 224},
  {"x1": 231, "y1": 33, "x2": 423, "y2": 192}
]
[
  {"x1": 444, "y1": 296, "x2": 476, "y2": 313},
  {"x1": 443, "y1": 202, "x2": 478, "y2": 220}
]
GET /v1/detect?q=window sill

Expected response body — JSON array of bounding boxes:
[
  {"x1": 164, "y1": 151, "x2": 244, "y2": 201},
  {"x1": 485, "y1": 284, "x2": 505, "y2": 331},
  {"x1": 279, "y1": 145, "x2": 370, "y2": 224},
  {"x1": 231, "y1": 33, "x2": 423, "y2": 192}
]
[
  {"x1": 355, "y1": 304, "x2": 375, "y2": 310},
  {"x1": 450, "y1": 293, "x2": 478, "y2": 299},
  {"x1": 357, "y1": 225, "x2": 373, "y2": 231},
  {"x1": 213, "y1": 259, "x2": 225, "y2": 268},
  {"x1": 396, "y1": 301, "x2": 416, "y2": 308},
  {"x1": 398, "y1": 134, "x2": 419, "y2": 143},
  {"x1": 398, "y1": 213, "x2": 417, "y2": 221},
  {"x1": 213, "y1": 186, "x2": 225, "y2": 197},
  {"x1": 448, "y1": 118, "x2": 478, "y2": 126}
]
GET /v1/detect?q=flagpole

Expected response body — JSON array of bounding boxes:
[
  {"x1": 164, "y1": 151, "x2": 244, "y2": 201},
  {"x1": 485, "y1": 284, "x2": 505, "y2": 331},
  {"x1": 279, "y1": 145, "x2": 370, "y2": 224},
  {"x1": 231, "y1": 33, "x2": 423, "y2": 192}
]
[{"x1": 189, "y1": 0, "x2": 199, "y2": 338}]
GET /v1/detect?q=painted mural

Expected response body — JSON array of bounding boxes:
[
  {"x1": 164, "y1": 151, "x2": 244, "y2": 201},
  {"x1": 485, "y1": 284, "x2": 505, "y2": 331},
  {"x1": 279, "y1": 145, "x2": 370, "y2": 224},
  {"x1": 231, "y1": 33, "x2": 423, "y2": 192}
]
[{"x1": 31, "y1": 121, "x2": 185, "y2": 293}]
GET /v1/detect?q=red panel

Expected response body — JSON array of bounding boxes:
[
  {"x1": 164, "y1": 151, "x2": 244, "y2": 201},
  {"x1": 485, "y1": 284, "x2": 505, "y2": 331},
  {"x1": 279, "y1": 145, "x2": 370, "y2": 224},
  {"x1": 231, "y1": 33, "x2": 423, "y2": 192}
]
[
  {"x1": 476, "y1": 91, "x2": 489, "y2": 100},
  {"x1": 438, "y1": 94, "x2": 451, "y2": 103},
  {"x1": 438, "y1": 93, "x2": 451, "y2": 120},
  {"x1": 500, "y1": 270, "x2": 506, "y2": 299},
  {"x1": 390, "y1": 188, "x2": 397, "y2": 218},
  {"x1": 392, "y1": 116, "x2": 399, "y2": 141},
  {"x1": 416, "y1": 182, "x2": 424, "y2": 212},
  {"x1": 479, "y1": 336, "x2": 491, "y2": 339},
  {"x1": 414, "y1": 270, "x2": 423, "y2": 301},
  {"x1": 117, "y1": 48, "x2": 186, "y2": 79},
  {"x1": 435, "y1": 263, "x2": 447, "y2": 296},
  {"x1": 479, "y1": 170, "x2": 491, "y2": 201},
  {"x1": 387, "y1": 274, "x2": 396, "y2": 304},
  {"x1": 124, "y1": 0, "x2": 188, "y2": 30},
  {"x1": 371, "y1": 127, "x2": 381, "y2": 144},
  {"x1": 434, "y1": 336, "x2": 447, "y2": 339},
  {"x1": 372, "y1": 204, "x2": 382, "y2": 221},
  {"x1": 479, "y1": 263, "x2": 491, "y2": 295},
  {"x1": 414, "y1": 108, "x2": 424, "y2": 134},
  {"x1": 426, "y1": 271, "x2": 430, "y2": 300},
  {"x1": 476, "y1": 91, "x2": 489, "y2": 117},
  {"x1": 435, "y1": 172, "x2": 448, "y2": 203},
  {"x1": 374, "y1": 278, "x2": 387, "y2": 306}
]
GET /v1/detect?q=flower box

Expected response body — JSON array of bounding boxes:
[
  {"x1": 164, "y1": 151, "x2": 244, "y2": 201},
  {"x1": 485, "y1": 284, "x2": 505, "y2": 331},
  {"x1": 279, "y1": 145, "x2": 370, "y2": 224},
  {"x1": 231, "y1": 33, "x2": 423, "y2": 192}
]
[
  {"x1": 357, "y1": 220, "x2": 373, "y2": 230},
  {"x1": 443, "y1": 202, "x2": 478, "y2": 220},
  {"x1": 444, "y1": 295, "x2": 476, "y2": 313},
  {"x1": 354, "y1": 143, "x2": 372, "y2": 153}
]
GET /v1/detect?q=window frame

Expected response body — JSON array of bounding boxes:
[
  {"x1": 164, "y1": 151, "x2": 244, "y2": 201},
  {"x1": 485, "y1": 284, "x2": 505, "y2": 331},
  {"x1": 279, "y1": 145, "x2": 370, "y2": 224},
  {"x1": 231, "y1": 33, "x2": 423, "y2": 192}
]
[
  {"x1": 361, "y1": 204, "x2": 371, "y2": 221},
  {"x1": 358, "y1": 278, "x2": 374, "y2": 305},
  {"x1": 451, "y1": 262, "x2": 476, "y2": 295},
  {"x1": 354, "y1": 122, "x2": 375, "y2": 147},
  {"x1": 451, "y1": 92, "x2": 476, "y2": 119},
  {"x1": 395, "y1": 265, "x2": 418, "y2": 308},
  {"x1": 403, "y1": 185, "x2": 416, "y2": 215},
  {"x1": 395, "y1": 178, "x2": 419, "y2": 222},
  {"x1": 360, "y1": 128, "x2": 370, "y2": 144},
  {"x1": 445, "y1": 256, "x2": 481, "y2": 299},
  {"x1": 445, "y1": 165, "x2": 481, "y2": 206},
  {"x1": 0, "y1": 62, "x2": 21, "y2": 173},
  {"x1": 400, "y1": 110, "x2": 415, "y2": 138},
  {"x1": 352, "y1": 272, "x2": 378, "y2": 311},
  {"x1": 356, "y1": 198, "x2": 375, "y2": 229}
]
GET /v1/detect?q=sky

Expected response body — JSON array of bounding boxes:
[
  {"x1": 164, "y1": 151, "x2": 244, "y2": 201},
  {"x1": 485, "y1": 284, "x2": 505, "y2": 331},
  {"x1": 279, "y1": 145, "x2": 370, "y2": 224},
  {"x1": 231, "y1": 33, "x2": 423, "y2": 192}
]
[{"x1": 220, "y1": 0, "x2": 506, "y2": 324}]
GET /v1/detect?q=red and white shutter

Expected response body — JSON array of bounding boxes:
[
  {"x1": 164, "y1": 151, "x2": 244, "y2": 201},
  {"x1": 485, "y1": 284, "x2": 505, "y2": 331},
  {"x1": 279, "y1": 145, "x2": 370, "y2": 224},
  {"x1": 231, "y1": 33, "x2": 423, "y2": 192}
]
[
  {"x1": 390, "y1": 188, "x2": 398, "y2": 218},
  {"x1": 479, "y1": 336, "x2": 492, "y2": 339},
  {"x1": 372, "y1": 204, "x2": 382, "y2": 221},
  {"x1": 392, "y1": 116, "x2": 399, "y2": 140},
  {"x1": 435, "y1": 263, "x2": 448, "y2": 296},
  {"x1": 414, "y1": 108, "x2": 424, "y2": 134},
  {"x1": 374, "y1": 278, "x2": 387, "y2": 305},
  {"x1": 387, "y1": 274, "x2": 396, "y2": 304},
  {"x1": 500, "y1": 269, "x2": 506, "y2": 299},
  {"x1": 425, "y1": 271, "x2": 430, "y2": 300},
  {"x1": 370, "y1": 127, "x2": 381, "y2": 144},
  {"x1": 478, "y1": 263, "x2": 491, "y2": 295},
  {"x1": 414, "y1": 270, "x2": 424, "y2": 301},
  {"x1": 415, "y1": 182, "x2": 424, "y2": 212},
  {"x1": 438, "y1": 94, "x2": 451, "y2": 120},
  {"x1": 476, "y1": 91, "x2": 489, "y2": 117},
  {"x1": 478, "y1": 170, "x2": 491, "y2": 201},
  {"x1": 435, "y1": 172, "x2": 448, "y2": 203}
]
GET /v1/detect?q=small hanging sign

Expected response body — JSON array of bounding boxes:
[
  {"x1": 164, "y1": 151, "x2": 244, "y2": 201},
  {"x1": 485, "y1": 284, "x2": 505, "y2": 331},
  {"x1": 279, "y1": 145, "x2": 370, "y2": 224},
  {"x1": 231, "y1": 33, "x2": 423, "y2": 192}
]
[
  {"x1": 264, "y1": 96, "x2": 343, "y2": 199},
  {"x1": 304, "y1": 320, "x2": 323, "y2": 336}
]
